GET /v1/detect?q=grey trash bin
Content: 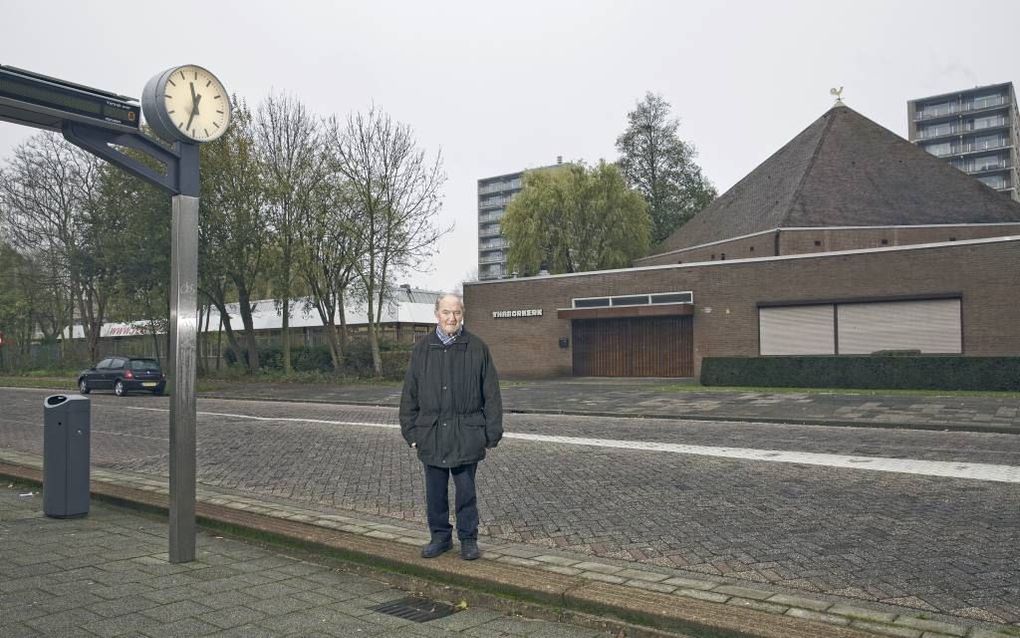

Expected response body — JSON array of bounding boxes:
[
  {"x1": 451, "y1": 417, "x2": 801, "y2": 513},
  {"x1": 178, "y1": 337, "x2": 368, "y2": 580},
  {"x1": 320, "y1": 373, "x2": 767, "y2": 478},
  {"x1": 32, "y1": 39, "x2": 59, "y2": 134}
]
[{"x1": 43, "y1": 394, "x2": 91, "y2": 518}]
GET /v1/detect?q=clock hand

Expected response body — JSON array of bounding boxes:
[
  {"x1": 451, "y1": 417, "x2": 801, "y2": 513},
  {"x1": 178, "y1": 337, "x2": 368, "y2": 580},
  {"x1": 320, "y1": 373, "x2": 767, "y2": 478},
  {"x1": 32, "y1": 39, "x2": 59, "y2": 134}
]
[
  {"x1": 185, "y1": 82, "x2": 202, "y2": 132},
  {"x1": 190, "y1": 82, "x2": 201, "y2": 116}
]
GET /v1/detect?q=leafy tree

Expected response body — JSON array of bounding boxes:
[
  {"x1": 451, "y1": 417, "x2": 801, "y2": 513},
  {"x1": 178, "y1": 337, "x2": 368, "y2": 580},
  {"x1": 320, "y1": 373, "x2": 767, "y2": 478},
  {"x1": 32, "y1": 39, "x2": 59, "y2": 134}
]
[
  {"x1": 0, "y1": 242, "x2": 30, "y2": 369},
  {"x1": 95, "y1": 145, "x2": 171, "y2": 363},
  {"x1": 501, "y1": 161, "x2": 650, "y2": 275},
  {"x1": 200, "y1": 99, "x2": 272, "y2": 372},
  {"x1": 616, "y1": 92, "x2": 716, "y2": 244},
  {"x1": 0, "y1": 240, "x2": 65, "y2": 357}
]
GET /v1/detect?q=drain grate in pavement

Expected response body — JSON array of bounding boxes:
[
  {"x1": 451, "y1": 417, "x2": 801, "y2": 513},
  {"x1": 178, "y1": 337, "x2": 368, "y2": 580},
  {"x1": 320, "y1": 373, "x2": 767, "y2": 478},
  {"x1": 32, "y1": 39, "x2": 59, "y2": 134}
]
[{"x1": 371, "y1": 596, "x2": 458, "y2": 623}]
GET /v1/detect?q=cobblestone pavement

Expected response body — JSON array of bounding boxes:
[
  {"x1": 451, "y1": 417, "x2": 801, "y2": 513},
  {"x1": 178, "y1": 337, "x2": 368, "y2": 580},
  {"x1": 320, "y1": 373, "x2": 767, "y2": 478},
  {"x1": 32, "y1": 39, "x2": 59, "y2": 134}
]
[
  {"x1": 2, "y1": 387, "x2": 1019, "y2": 627},
  {"x1": 0, "y1": 484, "x2": 617, "y2": 638},
  {"x1": 198, "y1": 378, "x2": 1020, "y2": 434}
]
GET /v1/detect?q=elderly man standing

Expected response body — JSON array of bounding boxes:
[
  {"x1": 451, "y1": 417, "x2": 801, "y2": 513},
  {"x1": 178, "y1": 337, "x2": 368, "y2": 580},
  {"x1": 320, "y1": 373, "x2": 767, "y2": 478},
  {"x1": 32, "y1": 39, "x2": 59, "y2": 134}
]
[{"x1": 399, "y1": 292, "x2": 503, "y2": 560}]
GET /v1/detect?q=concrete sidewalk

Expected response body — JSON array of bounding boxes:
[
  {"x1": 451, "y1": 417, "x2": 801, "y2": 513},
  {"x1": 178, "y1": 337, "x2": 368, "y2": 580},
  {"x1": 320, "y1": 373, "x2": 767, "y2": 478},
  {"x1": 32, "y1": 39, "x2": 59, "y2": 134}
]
[
  {"x1": 0, "y1": 476, "x2": 631, "y2": 638},
  {"x1": 198, "y1": 378, "x2": 1020, "y2": 434},
  {"x1": 1, "y1": 450, "x2": 1012, "y2": 638}
]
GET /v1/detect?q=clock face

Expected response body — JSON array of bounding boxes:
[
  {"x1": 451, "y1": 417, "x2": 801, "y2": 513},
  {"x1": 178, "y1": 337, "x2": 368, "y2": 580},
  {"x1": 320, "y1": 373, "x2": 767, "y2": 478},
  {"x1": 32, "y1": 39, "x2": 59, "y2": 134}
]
[{"x1": 160, "y1": 65, "x2": 230, "y2": 143}]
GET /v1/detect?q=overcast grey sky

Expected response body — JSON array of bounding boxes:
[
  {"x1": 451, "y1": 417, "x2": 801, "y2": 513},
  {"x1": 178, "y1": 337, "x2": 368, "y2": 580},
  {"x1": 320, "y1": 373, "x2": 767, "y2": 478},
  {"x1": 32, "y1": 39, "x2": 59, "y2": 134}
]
[{"x1": 2, "y1": 0, "x2": 1018, "y2": 292}]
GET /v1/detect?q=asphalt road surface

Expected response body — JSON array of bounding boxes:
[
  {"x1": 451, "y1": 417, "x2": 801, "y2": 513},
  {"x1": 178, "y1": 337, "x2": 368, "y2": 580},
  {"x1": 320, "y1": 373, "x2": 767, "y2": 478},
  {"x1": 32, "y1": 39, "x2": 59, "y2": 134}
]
[{"x1": 2, "y1": 387, "x2": 1018, "y2": 624}]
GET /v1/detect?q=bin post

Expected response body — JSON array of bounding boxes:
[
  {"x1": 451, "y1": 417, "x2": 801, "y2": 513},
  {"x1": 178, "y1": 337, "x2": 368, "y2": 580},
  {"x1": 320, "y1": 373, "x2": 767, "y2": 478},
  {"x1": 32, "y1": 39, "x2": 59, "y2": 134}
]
[{"x1": 42, "y1": 394, "x2": 91, "y2": 518}]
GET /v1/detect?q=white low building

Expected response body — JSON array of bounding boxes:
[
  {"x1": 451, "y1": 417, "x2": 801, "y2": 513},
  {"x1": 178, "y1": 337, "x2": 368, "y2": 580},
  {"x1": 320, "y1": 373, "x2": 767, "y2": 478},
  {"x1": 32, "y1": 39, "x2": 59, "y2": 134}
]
[{"x1": 63, "y1": 287, "x2": 441, "y2": 343}]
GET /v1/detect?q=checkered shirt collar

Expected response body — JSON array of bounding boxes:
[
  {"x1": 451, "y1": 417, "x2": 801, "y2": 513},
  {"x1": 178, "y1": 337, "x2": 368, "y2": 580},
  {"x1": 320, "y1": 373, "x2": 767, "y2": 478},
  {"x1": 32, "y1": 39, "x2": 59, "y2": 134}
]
[{"x1": 435, "y1": 324, "x2": 462, "y2": 346}]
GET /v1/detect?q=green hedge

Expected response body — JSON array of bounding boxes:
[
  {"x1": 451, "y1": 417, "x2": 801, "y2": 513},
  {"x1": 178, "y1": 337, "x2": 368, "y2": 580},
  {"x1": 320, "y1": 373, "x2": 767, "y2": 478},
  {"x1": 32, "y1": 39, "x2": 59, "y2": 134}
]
[
  {"x1": 224, "y1": 341, "x2": 412, "y2": 380},
  {"x1": 341, "y1": 340, "x2": 412, "y2": 379},
  {"x1": 700, "y1": 356, "x2": 1020, "y2": 391},
  {"x1": 226, "y1": 344, "x2": 333, "y2": 372}
]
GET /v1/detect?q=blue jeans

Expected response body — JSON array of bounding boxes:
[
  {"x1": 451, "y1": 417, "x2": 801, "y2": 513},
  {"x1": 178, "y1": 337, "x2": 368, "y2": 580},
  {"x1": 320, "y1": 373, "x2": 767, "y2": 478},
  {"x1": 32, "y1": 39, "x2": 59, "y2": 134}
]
[{"x1": 424, "y1": 463, "x2": 478, "y2": 541}]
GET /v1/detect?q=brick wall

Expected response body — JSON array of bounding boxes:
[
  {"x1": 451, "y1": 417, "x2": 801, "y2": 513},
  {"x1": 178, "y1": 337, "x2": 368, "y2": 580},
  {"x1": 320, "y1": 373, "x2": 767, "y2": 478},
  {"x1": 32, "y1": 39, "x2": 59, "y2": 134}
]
[
  {"x1": 779, "y1": 224, "x2": 1020, "y2": 254},
  {"x1": 464, "y1": 238, "x2": 1020, "y2": 379},
  {"x1": 634, "y1": 232, "x2": 776, "y2": 266},
  {"x1": 634, "y1": 224, "x2": 1020, "y2": 267}
]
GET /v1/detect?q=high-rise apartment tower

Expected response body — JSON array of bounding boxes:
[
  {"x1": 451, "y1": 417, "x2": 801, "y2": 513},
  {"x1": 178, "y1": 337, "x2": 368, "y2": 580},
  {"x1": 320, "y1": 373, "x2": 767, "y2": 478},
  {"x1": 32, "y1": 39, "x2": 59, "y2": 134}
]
[
  {"x1": 477, "y1": 159, "x2": 563, "y2": 280},
  {"x1": 908, "y1": 82, "x2": 1019, "y2": 202}
]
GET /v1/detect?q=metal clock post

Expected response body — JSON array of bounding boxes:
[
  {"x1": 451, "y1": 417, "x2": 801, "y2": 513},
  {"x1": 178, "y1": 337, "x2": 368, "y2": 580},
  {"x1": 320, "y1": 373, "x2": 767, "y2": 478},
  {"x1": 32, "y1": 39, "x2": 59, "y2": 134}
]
[
  {"x1": 142, "y1": 65, "x2": 231, "y2": 563},
  {"x1": 0, "y1": 63, "x2": 230, "y2": 564},
  {"x1": 168, "y1": 143, "x2": 200, "y2": 565}
]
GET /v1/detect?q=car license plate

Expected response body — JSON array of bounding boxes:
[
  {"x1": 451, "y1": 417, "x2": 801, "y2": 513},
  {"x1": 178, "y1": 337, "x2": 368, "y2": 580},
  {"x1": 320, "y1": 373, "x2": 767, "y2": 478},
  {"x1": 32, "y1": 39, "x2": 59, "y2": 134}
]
[{"x1": 142, "y1": 382, "x2": 157, "y2": 387}]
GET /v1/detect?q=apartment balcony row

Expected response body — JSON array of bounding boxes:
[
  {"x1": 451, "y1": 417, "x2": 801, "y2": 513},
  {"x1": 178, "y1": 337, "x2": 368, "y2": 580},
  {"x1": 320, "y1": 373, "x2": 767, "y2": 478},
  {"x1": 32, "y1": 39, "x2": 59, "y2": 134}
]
[
  {"x1": 925, "y1": 140, "x2": 1013, "y2": 157},
  {"x1": 478, "y1": 211, "x2": 504, "y2": 224},
  {"x1": 479, "y1": 239, "x2": 506, "y2": 251},
  {"x1": 978, "y1": 176, "x2": 1013, "y2": 190},
  {"x1": 913, "y1": 96, "x2": 1011, "y2": 121},
  {"x1": 479, "y1": 253, "x2": 505, "y2": 265},
  {"x1": 478, "y1": 180, "x2": 522, "y2": 195},
  {"x1": 479, "y1": 198, "x2": 508, "y2": 211},
  {"x1": 954, "y1": 160, "x2": 1013, "y2": 174},
  {"x1": 915, "y1": 118, "x2": 1011, "y2": 141},
  {"x1": 479, "y1": 225, "x2": 502, "y2": 239}
]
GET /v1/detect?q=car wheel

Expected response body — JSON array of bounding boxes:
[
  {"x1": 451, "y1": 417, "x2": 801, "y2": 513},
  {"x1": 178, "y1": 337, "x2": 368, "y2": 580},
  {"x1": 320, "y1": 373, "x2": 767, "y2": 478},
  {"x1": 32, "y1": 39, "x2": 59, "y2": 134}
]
[
  {"x1": 79, "y1": 379, "x2": 90, "y2": 394},
  {"x1": 114, "y1": 380, "x2": 126, "y2": 397}
]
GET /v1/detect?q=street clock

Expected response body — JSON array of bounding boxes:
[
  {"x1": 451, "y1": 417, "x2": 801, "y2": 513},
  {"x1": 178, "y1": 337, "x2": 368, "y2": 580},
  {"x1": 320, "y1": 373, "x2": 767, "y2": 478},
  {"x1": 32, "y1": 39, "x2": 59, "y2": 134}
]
[{"x1": 142, "y1": 65, "x2": 230, "y2": 143}]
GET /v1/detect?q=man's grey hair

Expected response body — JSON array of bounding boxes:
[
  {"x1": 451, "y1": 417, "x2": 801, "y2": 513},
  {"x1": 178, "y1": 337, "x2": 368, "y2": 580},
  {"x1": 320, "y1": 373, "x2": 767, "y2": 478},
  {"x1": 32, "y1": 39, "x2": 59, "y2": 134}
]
[{"x1": 434, "y1": 292, "x2": 465, "y2": 313}]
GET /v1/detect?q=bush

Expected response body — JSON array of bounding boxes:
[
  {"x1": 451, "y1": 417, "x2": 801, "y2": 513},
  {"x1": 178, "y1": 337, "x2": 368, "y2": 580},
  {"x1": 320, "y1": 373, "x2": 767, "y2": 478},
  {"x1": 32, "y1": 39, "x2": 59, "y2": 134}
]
[
  {"x1": 222, "y1": 347, "x2": 243, "y2": 368},
  {"x1": 223, "y1": 339, "x2": 410, "y2": 379},
  {"x1": 292, "y1": 345, "x2": 334, "y2": 372},
  {"x1": 342, "y1": 339, "x2": 376, "y2": 377},
  {"x1": 381, "y1": 350, "x2": 412, "y2": 380},
  {"x1": 258, "y1": 345, "x2": 284, "y2": 370},
  {"x1": 343, "y1": 338, "x2": 411, "y2": 379},
  {"x1": 700, "y1": 356, "x2": 1020, "y2": 391}
]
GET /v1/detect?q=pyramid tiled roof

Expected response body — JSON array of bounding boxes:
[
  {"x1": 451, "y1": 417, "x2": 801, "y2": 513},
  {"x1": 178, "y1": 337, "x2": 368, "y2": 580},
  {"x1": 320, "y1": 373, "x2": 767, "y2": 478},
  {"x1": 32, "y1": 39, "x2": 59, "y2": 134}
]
[{"x1": 648, "y1": 105, "x2": 1020, "y2": 257}]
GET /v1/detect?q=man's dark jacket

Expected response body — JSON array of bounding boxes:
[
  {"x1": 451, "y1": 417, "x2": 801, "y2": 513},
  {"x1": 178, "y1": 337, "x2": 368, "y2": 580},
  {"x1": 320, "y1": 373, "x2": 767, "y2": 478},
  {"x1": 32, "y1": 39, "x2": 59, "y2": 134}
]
[{"x1": 399, "y1": 329, "x2": 503, "y2": 468}]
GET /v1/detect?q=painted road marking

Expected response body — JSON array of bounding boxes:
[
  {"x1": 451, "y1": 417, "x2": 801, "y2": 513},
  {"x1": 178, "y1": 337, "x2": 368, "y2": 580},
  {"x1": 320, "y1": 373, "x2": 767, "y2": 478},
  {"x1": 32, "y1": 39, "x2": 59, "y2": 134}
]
[{"x1": 123, "y1": 406, "x2": 1020, "y2": 484}]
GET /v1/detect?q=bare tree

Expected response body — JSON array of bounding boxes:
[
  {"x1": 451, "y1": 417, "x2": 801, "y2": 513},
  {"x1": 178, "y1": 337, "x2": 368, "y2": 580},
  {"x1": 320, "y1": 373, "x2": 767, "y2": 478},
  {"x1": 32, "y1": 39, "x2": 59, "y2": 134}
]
[
  {"x1": 296, "y1": 176, "x2": 364, "y2": 370},
  {"x1": 255, "y1": 93, "x2": 329, "y2": 373},
  {"x1": 0, "y1": 133, "x2": 115, "y2": 362},
  {"x1": 326, "y1": 106, "x2": 449, "y2": 376}
]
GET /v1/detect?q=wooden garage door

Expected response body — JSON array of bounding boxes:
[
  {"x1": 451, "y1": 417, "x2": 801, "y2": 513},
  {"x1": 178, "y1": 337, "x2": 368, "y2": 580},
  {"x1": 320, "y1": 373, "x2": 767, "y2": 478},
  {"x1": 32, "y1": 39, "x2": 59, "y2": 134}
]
[{"x1": 572, "y1": 316, "x2": 693, "y2": 377}]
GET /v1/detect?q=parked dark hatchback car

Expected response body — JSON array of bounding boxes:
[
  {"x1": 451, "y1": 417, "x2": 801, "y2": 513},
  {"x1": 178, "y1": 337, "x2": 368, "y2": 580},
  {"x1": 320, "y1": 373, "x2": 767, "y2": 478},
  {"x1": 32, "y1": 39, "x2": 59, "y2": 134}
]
[{"x1": 78, "y1": 357, "x2": 166, "y2": 396}]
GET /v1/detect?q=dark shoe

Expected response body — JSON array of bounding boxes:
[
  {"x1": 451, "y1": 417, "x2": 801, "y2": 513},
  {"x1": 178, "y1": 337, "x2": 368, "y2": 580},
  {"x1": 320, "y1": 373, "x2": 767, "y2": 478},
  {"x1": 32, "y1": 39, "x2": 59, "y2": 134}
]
[
  {"x1": 421, "y1": 538, "x2": 452, "y2": 558},
  {"x1": 460, "y1": 539, "x2": 481, "y2": 561}
]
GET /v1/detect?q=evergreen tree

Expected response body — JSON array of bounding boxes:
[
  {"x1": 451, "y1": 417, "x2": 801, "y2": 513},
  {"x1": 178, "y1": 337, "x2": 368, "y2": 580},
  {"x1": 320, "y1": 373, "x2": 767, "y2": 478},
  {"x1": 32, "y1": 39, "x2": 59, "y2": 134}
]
[{"x1": 616, "y1": 92, "x2": 716, "y2": 244}]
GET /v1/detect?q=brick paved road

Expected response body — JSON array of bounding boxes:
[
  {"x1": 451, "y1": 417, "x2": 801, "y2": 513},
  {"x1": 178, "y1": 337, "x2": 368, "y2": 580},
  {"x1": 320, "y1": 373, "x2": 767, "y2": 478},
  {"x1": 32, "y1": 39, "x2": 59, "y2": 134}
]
[
  {"x1": 2, "y1": 388, "x2": 1018, "y2": 625},
  {"x1": 199, "y1": 379, "x2": 1020, "y2": 434}
]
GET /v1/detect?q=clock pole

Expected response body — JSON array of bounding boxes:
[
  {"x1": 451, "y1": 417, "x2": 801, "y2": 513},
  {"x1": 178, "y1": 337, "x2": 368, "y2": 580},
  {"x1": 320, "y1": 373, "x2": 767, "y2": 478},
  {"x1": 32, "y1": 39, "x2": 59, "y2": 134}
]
[
  {"x1": 168, "y1": 142, "x2": 200, "y2": 564},
  {"x1": 137, "y1": 64, "x2": 230, "y2": 564}
]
